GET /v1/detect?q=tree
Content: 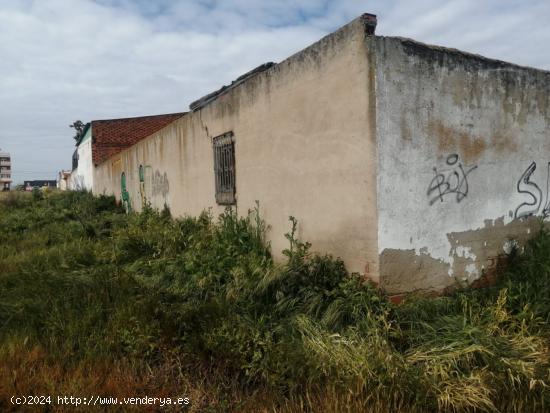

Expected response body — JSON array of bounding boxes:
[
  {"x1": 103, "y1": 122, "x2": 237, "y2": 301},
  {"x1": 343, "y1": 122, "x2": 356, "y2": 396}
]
[{"x1": 70, "y1": 120, "x2": 86, "y2": 145}]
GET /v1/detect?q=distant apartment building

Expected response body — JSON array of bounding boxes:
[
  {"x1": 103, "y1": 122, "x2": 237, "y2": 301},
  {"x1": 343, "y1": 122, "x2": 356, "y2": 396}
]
[{"x1": 0, "y1": 149, "x2": 12, "y2": 191}]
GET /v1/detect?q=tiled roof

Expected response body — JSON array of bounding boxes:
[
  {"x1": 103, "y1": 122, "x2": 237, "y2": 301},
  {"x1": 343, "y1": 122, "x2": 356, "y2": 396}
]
[{"x1": 91, "y1": 113, "x2": 186, "y2": 165}]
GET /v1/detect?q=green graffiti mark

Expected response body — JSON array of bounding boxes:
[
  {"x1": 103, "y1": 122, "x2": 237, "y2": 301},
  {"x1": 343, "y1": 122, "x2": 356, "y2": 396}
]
[
  {"x1": 121, "y1": 172, "x2": 131, "y2": 212},
  {"x1": 139, "y1": 164, "x2": 144, "y2": 182},
  {"x1": 139, "y1": 165, "x2": 145, "y2": 206}
]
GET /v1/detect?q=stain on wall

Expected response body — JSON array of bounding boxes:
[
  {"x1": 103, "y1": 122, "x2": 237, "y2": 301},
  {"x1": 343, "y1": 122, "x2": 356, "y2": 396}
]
[{"x1": 428, "y1": 120, "x2": 488, "y2": 164}]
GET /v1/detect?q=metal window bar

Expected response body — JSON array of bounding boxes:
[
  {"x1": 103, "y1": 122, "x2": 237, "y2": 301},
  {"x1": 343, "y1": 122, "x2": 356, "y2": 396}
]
[{"x1": 213, "y1": 132, "x2": 235, "y2": 205}]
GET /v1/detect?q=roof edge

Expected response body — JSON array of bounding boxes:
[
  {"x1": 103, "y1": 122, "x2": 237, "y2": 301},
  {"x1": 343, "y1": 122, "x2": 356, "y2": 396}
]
[
  {"x1": 189, "y1": 63, "x2": 275, "y2": 111},
  {"x1": 188, "y1": 13, "x2": 378, "y2": 112},
  {"x1": 91, "y1": 112, "x2": 187, "y2": 124},
  {"x1": 382, "y1": 35, "x2": 550, "y2": 75}
]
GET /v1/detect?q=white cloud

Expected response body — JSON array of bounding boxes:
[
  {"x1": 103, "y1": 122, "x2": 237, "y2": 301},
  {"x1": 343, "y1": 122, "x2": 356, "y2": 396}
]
[{"x1": 0, "y1": 0, "x2": 549, "y2": 182}]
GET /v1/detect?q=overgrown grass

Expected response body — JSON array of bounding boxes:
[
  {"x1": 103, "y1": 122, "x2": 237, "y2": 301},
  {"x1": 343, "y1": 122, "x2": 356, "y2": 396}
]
[{"x1": 0, "y1": 190, "x2": 548, "y2": 412}]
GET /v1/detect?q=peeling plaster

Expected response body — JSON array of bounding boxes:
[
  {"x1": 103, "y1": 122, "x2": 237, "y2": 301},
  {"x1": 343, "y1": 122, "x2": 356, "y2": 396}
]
[
  {"x1": 375, "y1": 36, "x2": 550, "y2": 293},
  {"x1": 503, "y1": 239, "x2": 519, "y2": 254},
  {"x1": 380, "y1": 215, "x2": 543, "y2": 293},
  {"x1": 465, "y1": 263, "x2": 479, "y2": 278}
]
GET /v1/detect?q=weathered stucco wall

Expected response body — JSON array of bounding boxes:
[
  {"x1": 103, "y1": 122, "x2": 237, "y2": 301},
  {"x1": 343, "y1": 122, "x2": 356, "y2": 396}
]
[
  {"x1": 94, "y1": 15, "x2": 379, "y2": 277},
  {"x1": 94, "y1": 115, "x2": 219, "y2": 219},
  {"x1": 374, "y1": 36, "x2": 550, "y2": 293}
]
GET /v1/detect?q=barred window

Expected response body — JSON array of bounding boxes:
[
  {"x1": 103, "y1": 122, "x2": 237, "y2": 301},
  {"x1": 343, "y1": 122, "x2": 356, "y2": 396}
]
[{"x1": 213, "y1": 132, "x2": 236, "y2": 205}]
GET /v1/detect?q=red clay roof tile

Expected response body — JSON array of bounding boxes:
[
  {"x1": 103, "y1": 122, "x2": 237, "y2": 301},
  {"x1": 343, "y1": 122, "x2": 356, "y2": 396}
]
[{"x1": 91, "y1": 112, "x2": 186, "y2": 165}]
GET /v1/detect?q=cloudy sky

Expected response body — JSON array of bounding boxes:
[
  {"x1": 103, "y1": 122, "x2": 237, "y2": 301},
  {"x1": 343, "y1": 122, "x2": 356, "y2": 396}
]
[{"x1": 1, "y1": 0, "x2": 549, "y2": 184}]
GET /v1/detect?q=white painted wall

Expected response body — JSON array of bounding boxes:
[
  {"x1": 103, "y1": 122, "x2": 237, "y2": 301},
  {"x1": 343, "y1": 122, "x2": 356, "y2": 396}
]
[
  {"x1": 70, "y1": 128, "x2": 93, "y2": 191},
  {"x1": 373, "y1": 36, "x2": 550, "y2": 292}
]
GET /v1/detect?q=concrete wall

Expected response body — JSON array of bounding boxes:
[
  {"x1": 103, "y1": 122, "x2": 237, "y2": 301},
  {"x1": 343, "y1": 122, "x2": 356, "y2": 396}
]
[
  {"x1": 70, "y1": 128, "x2": 94, "y2": 191},
  {"x1": 373, "y1": 36, "x2": 550, "y2": 293},
  {"x1": 94, "y1": 16, "x2": 379, "y2": 277}
]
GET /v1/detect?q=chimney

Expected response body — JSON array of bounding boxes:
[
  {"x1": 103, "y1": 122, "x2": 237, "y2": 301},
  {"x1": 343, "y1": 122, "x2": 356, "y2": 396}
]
[{"x1": 362, "y1": 13, "x2": 377, "y2": 35}]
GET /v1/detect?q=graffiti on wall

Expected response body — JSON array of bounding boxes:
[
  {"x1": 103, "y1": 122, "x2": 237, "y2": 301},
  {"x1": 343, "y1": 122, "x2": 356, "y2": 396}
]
[
  {"x1": 139, "y1": 164, "x2": 145, "y2": 206},
  {"x1": 427, "y1": 154, "x2": 478, "y2": 206},
  {"x1": 125, "y1": 164, "x2": 170, "y2": 209},
  {"x1": 152, "y1": 170, "x2": 169, "y2": 198},
  {"x1": 514, "y1": 161, "x2": 550, "y2": 219},
  {"x1": 121, "y1": 172, "x2": 131, "y2": 213},
  {"x1": 426, "y1": 155, "x2": 550, "y2": 219}
]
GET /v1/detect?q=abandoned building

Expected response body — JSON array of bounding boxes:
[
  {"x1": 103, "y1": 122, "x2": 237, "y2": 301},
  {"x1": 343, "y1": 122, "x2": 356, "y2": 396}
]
[
  {"x1": 88, "y1": 13, "x2": 550, "y2": 294},
  {"x1": 69, "y1": 113, "x2": 186, "y2": 191}
]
